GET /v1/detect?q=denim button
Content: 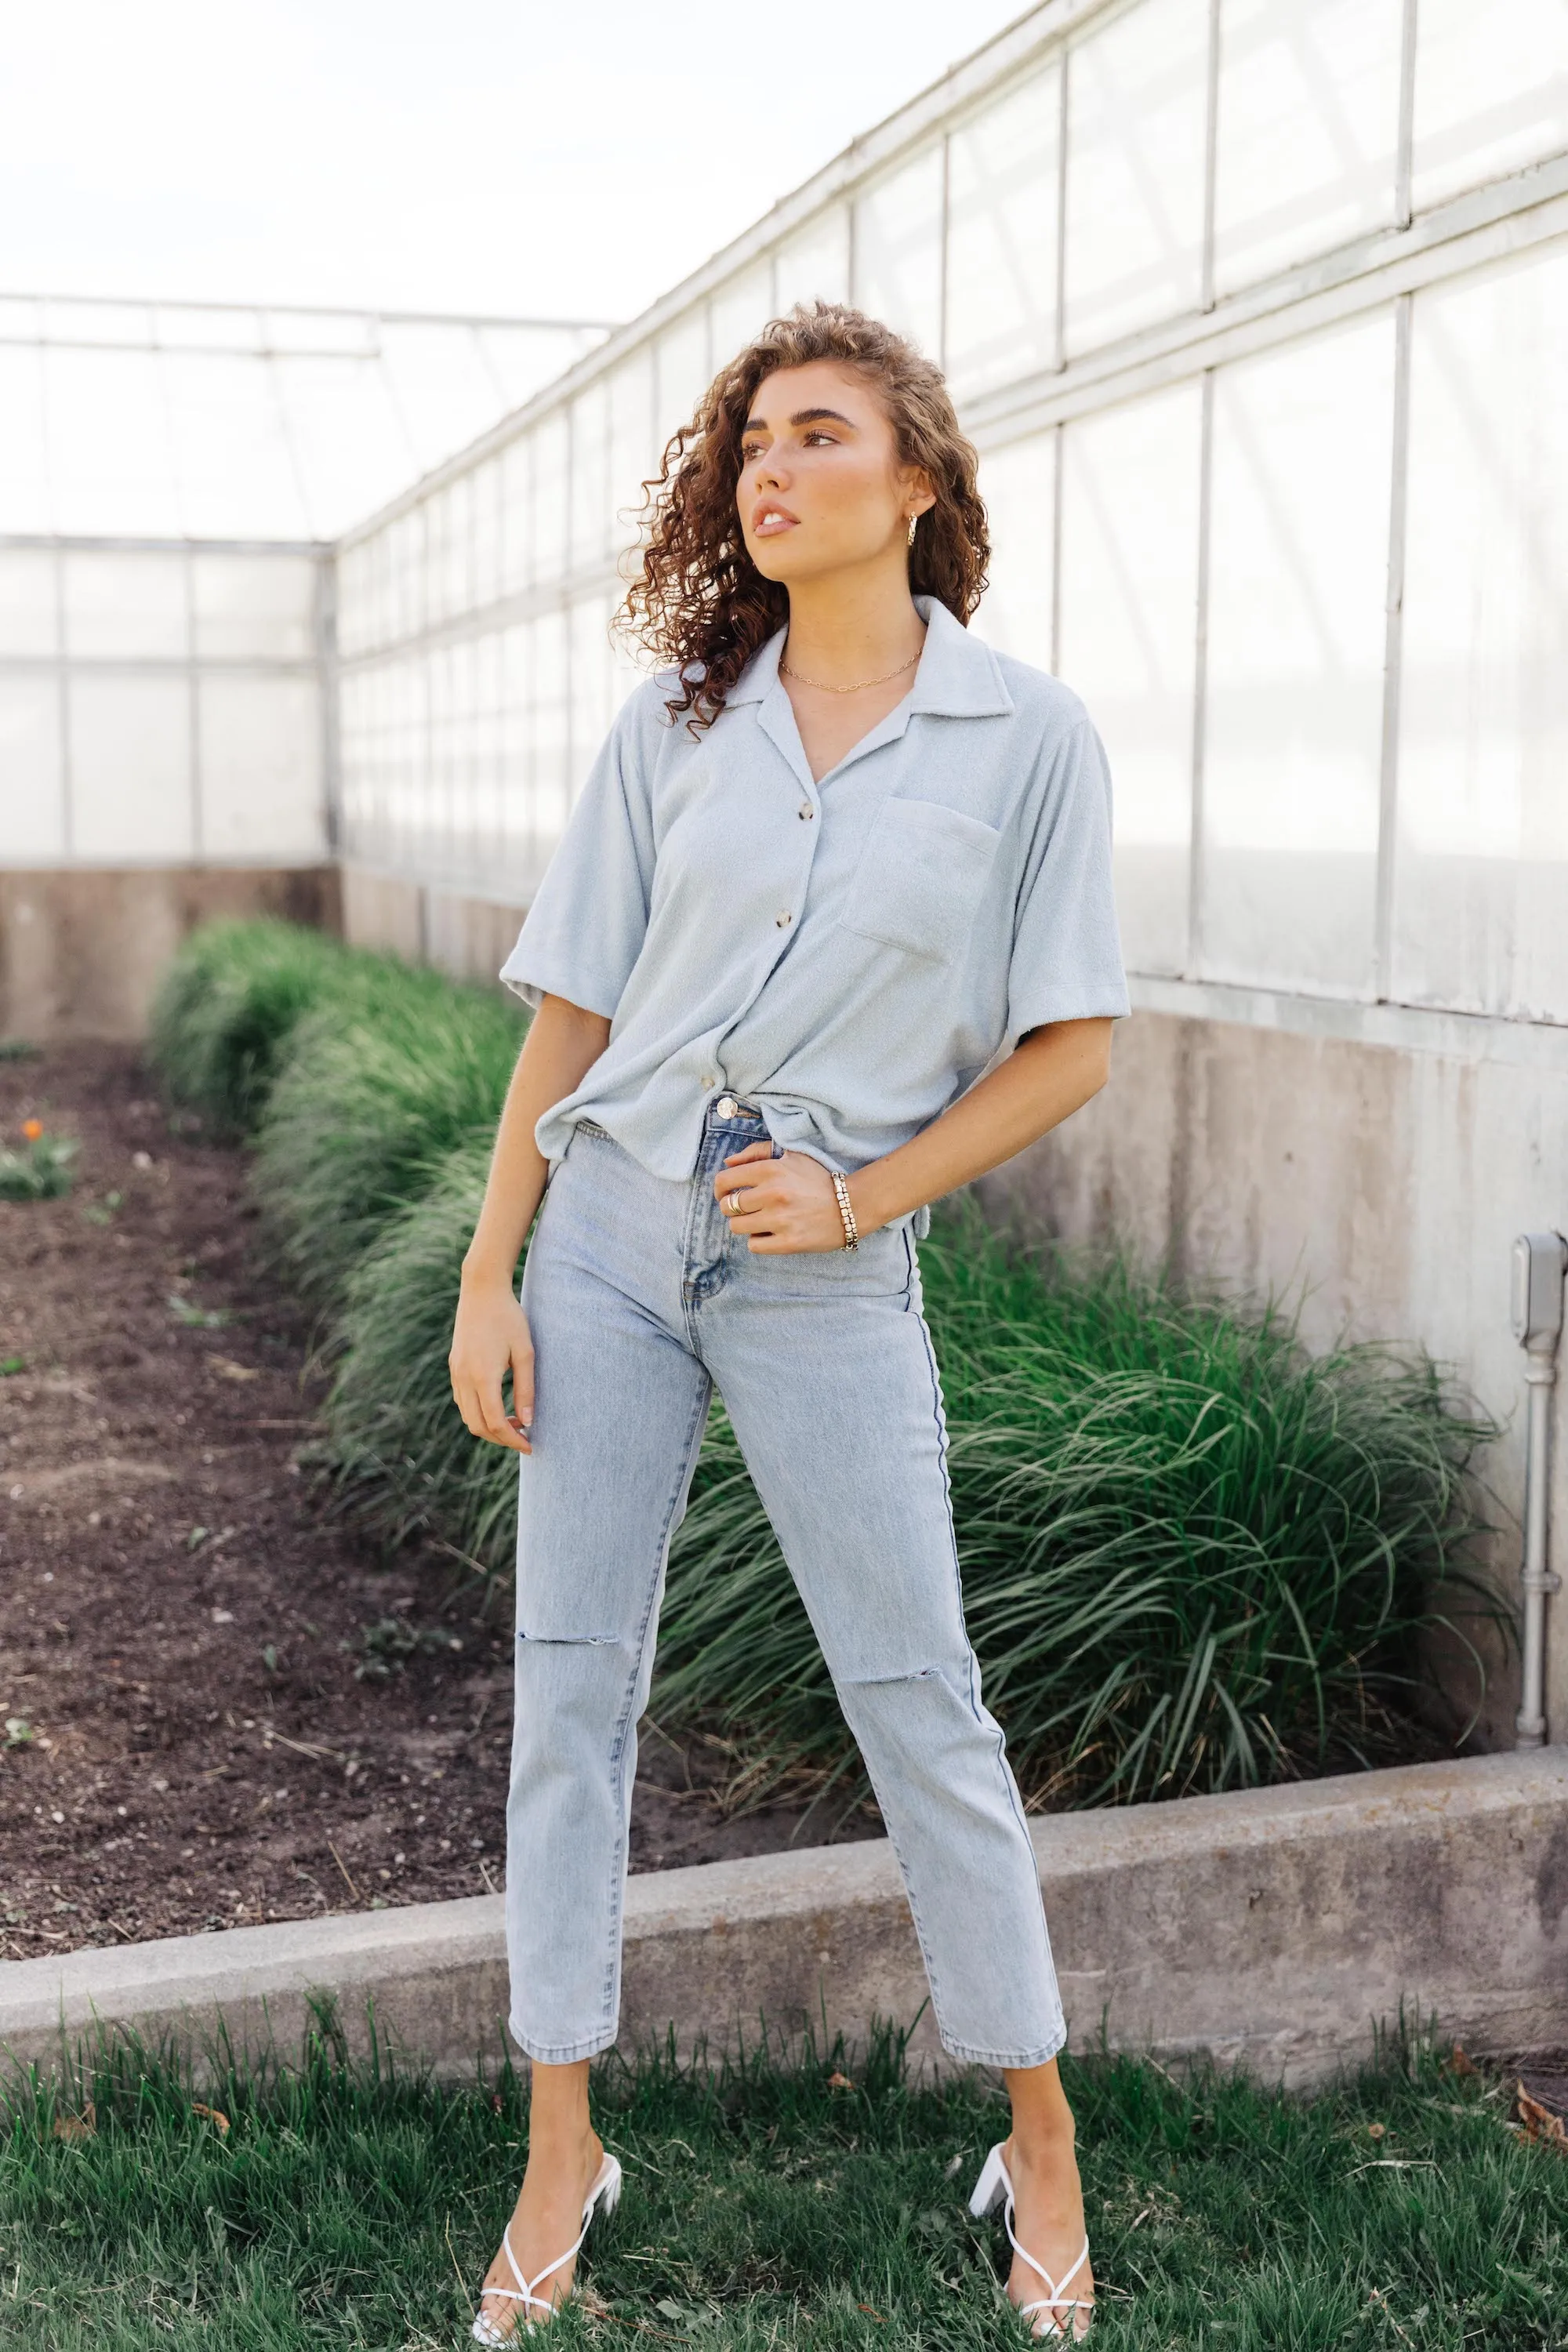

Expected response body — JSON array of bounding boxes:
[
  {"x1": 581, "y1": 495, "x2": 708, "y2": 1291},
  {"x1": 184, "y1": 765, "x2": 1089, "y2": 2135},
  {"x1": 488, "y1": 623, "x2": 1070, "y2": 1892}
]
[{"x1": 717, "y1": 1094, "x2": 739, "y2": 1117}]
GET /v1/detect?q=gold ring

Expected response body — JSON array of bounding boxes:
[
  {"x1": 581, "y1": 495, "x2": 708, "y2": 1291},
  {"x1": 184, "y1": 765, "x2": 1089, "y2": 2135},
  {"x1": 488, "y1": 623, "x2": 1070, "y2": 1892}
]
[{"x1": 726, "y1": 1189, "x2": 742, "y2": 1214}]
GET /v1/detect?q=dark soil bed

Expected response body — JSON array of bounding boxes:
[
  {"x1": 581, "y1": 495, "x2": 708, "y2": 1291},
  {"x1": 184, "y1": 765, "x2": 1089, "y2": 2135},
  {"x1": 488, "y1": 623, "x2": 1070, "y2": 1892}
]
[{"x1": 0, "y1": 1043, "x2": 877, "y2": 1962}]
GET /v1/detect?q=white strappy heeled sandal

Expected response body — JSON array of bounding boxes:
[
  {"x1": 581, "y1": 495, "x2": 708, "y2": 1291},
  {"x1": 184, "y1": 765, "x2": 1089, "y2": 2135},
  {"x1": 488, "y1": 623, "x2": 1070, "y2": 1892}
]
[
  {"x1": 969, "y1": 2140, "x2": 1094, "y2": 2341},
  {"x1": 471, "y1": 2149, "x2": 622, "y2": 2344}
]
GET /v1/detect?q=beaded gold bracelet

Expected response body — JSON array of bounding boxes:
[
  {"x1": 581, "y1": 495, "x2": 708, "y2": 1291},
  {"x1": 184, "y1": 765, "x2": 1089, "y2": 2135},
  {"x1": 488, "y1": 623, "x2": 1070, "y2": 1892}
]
[{"x1": 829, "y1": 1171, "x2": 859, "y2": 1252}]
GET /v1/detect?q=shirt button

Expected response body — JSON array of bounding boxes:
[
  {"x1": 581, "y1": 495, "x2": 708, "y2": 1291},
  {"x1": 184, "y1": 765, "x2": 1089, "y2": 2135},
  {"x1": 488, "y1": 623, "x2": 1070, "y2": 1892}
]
[
  {"x1": 700, "y1": 1074, "x2": 714, "y2": 1088},
  {"x1": 775, "y1": 911, "x2": 793, "y2": 927},
  {"x1": 798, "y1": 804, "x2": 815, "y2": 821},
  {"x1": 717, "y1": 1094, "x2": 738, "y2": 1116}
]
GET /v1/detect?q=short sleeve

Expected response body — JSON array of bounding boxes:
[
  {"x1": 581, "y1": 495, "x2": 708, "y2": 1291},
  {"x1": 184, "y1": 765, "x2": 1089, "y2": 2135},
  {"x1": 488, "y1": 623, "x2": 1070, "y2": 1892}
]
[
  {"x1": 498, "y1": 691, "x2": 659, "y2": 1019},
  {"x1": 1007, "y1": 714, "x2": 1131, "y2": 1035}
]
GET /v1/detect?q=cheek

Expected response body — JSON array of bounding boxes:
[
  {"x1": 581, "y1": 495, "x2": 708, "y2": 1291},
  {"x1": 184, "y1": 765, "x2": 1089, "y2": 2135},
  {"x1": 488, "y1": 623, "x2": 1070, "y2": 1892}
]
[{"x1": 836, "y1": 456, "x2": 901, "y2": 529}]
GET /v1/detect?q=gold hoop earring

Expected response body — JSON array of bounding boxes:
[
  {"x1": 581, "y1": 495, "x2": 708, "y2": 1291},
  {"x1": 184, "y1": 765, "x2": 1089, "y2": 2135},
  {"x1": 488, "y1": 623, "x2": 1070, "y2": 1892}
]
[{"x1": 907, "y1": 514, "x2": 918, "y2": 547}]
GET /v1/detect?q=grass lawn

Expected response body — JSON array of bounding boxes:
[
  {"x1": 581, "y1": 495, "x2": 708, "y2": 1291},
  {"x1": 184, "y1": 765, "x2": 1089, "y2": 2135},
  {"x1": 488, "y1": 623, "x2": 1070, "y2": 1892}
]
[{"x1": 2, "y1": 2018, "x2": 1563, "y2": 2350}]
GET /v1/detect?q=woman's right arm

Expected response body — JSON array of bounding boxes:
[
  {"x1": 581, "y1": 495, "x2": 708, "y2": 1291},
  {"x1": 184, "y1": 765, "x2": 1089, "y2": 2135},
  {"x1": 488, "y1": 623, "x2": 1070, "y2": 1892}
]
[{"x1": 448, "y1": 992, "x2": 612, "y2": 1454}]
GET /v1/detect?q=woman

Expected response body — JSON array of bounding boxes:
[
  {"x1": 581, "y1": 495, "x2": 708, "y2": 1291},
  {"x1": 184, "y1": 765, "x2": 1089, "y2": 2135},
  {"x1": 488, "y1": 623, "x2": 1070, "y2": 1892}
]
[{"x1": 450, "y1": 303, "x2": 1127, "y2": 2342}]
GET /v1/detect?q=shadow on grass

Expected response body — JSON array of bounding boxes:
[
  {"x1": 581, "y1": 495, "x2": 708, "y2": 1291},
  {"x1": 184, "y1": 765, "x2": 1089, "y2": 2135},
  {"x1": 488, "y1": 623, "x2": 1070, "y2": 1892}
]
[{"x1": 2, "y1": 2000, "x2": 1563, "y2": 2350}]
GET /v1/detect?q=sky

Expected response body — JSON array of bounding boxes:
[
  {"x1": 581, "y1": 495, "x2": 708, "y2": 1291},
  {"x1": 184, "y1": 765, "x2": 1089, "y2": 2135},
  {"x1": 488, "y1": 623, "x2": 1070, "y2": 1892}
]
[{"x1": 1, "y1": 0, "x2": 1031, "y2": 325}]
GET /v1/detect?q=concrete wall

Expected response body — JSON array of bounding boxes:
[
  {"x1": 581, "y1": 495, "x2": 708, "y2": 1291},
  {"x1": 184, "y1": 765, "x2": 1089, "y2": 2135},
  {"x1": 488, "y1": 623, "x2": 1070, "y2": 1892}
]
[
  {"x1": 339, "y1": 862, "x2": 524, "y2": 991},
  {"x1": 985, "y1": 1000, "x2": 1568, "y2": 1749},
  {"x1": 0, "y1": 865, "x2": 341, "y2": 1044},
  {"x1": 6, "y1": 1754, "x2": 1566, "y2": 2094}
]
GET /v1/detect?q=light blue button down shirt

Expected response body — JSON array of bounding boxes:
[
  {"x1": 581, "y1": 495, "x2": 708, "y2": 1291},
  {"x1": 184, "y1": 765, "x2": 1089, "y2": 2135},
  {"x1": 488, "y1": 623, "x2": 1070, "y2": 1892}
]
[{"x1": 499, "y1": 595, "x2": 1129, "y2": 1192}]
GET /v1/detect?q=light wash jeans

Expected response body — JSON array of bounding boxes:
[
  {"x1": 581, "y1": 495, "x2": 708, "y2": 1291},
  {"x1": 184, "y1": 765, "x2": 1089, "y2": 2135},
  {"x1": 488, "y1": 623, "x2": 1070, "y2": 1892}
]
[{"x1": 506, "y1": 1096, "x2": 1065, "y2": 2068}]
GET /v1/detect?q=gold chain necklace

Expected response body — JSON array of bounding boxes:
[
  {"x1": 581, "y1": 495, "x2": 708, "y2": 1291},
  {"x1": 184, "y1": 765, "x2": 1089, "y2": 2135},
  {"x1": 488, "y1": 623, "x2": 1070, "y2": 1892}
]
[{"x1": 780, "y1": 644, "x2": 923, "y2": 695}]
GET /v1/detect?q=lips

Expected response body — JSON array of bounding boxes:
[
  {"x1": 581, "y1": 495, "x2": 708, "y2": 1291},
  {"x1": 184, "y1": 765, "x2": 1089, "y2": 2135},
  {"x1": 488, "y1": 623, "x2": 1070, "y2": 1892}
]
[{"x1": 752, "y1": 502, "x2": 799, "y2": 538}]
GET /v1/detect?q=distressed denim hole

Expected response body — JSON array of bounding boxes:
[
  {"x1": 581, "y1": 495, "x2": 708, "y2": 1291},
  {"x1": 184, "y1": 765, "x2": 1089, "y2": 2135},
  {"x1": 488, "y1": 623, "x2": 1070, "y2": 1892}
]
[{"x1": 517, "y1": 1630, "x2": 619, "y2": 1646}]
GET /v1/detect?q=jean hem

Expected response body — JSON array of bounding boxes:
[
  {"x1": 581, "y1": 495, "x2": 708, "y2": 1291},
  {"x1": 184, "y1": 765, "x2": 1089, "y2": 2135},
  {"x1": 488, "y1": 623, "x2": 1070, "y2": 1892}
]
[
  {"x1": 937, "y1": 2027, "x2": 1068, "y2": 2070},
  {"x1": 508, "y1": 2019, "x2": 619, "y2": 2066}
]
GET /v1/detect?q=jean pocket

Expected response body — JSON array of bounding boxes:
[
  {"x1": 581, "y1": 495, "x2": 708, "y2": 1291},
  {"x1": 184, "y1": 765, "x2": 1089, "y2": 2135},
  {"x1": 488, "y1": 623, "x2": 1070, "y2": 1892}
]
[{"x1": 840, "y1": 798, "x2": 1001, "y2": 964}]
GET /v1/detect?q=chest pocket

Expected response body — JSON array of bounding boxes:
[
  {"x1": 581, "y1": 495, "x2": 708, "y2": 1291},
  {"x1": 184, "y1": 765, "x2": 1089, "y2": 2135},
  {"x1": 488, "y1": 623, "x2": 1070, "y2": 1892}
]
[{"x1": 841, "y1": 797, "x2": 1002, "y2": 965}]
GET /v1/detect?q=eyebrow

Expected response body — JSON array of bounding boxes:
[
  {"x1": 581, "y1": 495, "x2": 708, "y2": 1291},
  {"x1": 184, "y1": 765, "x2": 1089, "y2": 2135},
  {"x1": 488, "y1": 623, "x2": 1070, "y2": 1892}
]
[{"x1": 742, "y1": 405, "x2": 858, "y2": 433}]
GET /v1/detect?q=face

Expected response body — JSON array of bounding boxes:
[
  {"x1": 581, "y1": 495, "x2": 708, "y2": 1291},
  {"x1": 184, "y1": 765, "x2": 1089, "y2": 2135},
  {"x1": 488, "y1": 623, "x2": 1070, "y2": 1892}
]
[{"x1": 736, "y1": 360, "x2": 935, "y2": 587}]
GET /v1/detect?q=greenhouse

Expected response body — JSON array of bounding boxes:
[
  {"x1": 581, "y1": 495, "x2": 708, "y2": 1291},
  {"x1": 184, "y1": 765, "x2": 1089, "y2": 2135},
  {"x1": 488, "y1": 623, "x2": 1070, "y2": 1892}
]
[{"x1": 3, "y1": 0, "x2": 1568, "y2": 1740}]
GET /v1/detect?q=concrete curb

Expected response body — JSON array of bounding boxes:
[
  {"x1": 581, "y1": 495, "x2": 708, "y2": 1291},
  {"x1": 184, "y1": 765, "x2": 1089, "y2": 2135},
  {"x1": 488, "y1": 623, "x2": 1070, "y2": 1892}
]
[{"x1": 4, "y1": 1751, "x2": 1566, "y2": 2091}]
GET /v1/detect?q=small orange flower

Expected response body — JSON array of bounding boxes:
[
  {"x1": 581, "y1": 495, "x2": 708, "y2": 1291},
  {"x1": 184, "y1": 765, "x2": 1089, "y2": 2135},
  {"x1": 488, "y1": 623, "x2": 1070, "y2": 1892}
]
[{"x1": 21, "y1": 1117, "x2": 42, "y2": 1141}]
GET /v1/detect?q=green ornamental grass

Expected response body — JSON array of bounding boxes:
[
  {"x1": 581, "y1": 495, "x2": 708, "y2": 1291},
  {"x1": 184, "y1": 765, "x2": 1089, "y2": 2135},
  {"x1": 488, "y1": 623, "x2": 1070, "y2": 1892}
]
[
  {"x1": 147, "y1": 919, "x2": 358, "y2": 1137},
  {"x1": 2, "y1": 2020, "x2": 1562, "y2": 2351},
  {"x1": 249, "y1": 978, "x2": 526, "y2": 1311},
  {"x1": 325, "y1": 1134, "x2": 524, "y2": 1570}
]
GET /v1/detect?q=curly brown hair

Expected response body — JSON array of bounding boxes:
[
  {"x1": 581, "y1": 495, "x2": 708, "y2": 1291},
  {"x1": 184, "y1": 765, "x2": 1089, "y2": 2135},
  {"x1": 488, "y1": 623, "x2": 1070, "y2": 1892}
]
[{"x1": 619, "y1": 303, "x2": 989, "y2": 731}]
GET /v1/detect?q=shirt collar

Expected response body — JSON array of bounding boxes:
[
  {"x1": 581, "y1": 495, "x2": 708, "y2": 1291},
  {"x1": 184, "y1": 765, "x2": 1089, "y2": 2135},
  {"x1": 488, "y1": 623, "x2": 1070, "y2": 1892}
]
[{"x1": 726, "y1": 593, "x2": 1014, "y2": 718}]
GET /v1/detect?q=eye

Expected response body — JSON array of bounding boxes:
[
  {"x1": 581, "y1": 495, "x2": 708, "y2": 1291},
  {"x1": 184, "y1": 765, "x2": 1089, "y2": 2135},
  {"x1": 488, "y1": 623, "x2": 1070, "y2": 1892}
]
[{"x1": 803, "y1": 429, "x2": 838, "y2": 445}]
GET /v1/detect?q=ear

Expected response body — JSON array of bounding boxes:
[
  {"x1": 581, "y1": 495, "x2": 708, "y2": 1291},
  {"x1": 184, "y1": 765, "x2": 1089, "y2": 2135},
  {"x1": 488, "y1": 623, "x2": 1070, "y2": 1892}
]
[{"x1": 899, "y1": 465, "x2": 938, "y2": 521}]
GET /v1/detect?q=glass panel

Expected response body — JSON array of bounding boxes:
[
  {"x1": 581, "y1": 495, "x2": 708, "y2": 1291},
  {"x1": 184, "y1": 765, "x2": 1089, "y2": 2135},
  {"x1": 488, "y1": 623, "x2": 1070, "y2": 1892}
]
[
  {"x1": 1201, "y1": 312, "x2": 1396, "y2": 996},
  {"x1": 63, "y1": 551, "x2": 188, "y2": 661},
  {"x1": 499, "y1": 432, "x2": 535, "y2": 599},
  {"x1": 388, "y1": 654, "x2": 430, "y2": 874},
  {"x1": 471, "y1": 628, "x2": 504, "y2": 886},
  {"x1": 773, "y1": 209, "x2": 851, "y2": 312},
  {"x1": 1212, "y1": 0, "x2": 1403, "y2": 296},
  {"x1": 710, "y1": 262, "x2": 775, "y2": 372},
  {"x1": 1411, "y1": 0, "x2": 1568, "y2": 214},
  {"x1": 0, "y1": 550, "x2": 59, "y2": 658},
  {"x1": 69, "y1": 676, "x2": 194, "y2": 860},
  {"x1": 429, "y1": 641, "x2": 457, "y2": 877},
  {"x1": 498, "y1": 619, "x2": 535, "y2": 885},
  {"x1": 387, "y1": 509, "x2": 426, "y2": 644},
  {"x1": 445, "y1": 471, "x2": 477, "y2": 619},
  {"x1": 273, "y1": 354, "x2": 413, "y2": 541},
  {"x1": 854, "y1": 146, "x2": 945, "y2": 356},
  {"x1": 164, "y1": 350, "x2": 311, "y2": 540},
  {"x1": 608, "y1": 352, "x2": 659, "y2": 557},
  {"x1": 198, "y1": 675, "x2": 325, "y2": 859},
  {"x1": 1394, "y1": 247, "x2": 1568, "y2": 1022},
  {"x1": 1063, "y1": 0, "x2": 1210, "y2": 357},
  {"x1": 477, "y1": 321, "x2": 605, "y2": 411},
  {"x1": 1058, "y1": 381, "x2": 1203, "y2": 978},
  {"x1": 0, "y1": 681, "x2": 64, "y2": 859},
  {"x1": 569, "y1": 380, "x2": 611, "y2": 572},
  {"x1": 191, "y1": 553, "x2": 317, "y2": 662},
  {"x1": 945, "y1": 64, "x2": 1062, "y2": 401},
  {"x1": 446, "y1": 636, "x2": 477, "y2": 883},
  {"x1": 335, "y1": 544, "x2": 367, "y2": 662},
  {"x1": 569, "y1": 596, "x2": 613, "y2": 797},
  {"x1": 532, "y1": 605, "x2": 571, "y2": 873},
  {"x1": 971, "y1": 432, "x2": 1055, "y2": 666},
  {"x1": 655, "y1": 308, "x2": 711, "y2": 450},
  {"x1": 473, "y1": 456, "x2": 502, "y2": 612},
  {"x1": 378, "y1": 321, "x2": 501, "y2": 477},
  {"x1": 44, "y1": 347, "x2": 181, "y2": 537},
  {"x1": 0, "y1": 345, "x2": 53, "y2": 534},
  {"x1": 533, "y1": 414, "x2": 570, "y2": 587}
]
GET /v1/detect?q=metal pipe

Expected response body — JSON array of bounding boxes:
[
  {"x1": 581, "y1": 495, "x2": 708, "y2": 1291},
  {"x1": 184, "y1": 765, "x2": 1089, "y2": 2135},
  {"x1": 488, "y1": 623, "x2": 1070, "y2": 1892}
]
[{"x1": 1510, "y1": 1232, "x2": 1566, "y2": 1748}]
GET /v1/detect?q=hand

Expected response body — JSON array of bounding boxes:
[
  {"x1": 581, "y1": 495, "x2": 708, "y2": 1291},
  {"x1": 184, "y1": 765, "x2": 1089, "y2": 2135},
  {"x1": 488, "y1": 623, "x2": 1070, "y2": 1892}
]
[
  {"x1": 713, "y1": 1143, "x2": 854, "y2": 1254},
  {"x1": 449, "y1": 1276, "x2": 536, "y2": 1452}
]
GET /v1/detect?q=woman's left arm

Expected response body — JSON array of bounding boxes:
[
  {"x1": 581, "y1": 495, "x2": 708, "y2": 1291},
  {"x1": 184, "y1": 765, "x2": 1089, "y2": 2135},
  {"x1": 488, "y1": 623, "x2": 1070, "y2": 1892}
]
[{"x1": 715, "y1": 1018, "x2": 1113, "y2": 1254}]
